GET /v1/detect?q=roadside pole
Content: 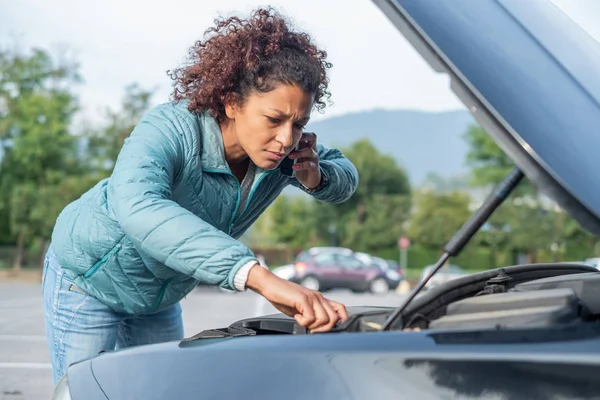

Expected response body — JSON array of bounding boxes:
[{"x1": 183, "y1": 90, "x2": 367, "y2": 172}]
[
  {"x1": 396, "y1": 236, "x2": 411, "y2": 295},
  {"x1": 398, "y1": 236, "x2": 410, "y2": 270}
]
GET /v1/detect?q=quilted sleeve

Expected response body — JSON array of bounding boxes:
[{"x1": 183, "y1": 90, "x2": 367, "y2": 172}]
[
  {"x1": 290, "y1": 144, "x2": 359, "y2": 204},
  {"x1": 106, "y1": 106, "x2": 257, "y2": 290}
]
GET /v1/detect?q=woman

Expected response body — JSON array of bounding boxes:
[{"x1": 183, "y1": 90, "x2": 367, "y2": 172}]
[{"x1": 42, "y1": 7, "x2": 359, "y2": 384}]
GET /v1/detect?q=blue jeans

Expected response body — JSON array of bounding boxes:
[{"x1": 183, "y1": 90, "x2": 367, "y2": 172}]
[{"x1": 42, "y1": 248, "x2": 184, "y2": 384}]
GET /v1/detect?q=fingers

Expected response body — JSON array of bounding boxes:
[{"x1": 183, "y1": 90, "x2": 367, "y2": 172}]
[
  {"x1": 307, "y1": 296, "x2": 331, "y2": 332},
  {"x1": 327, "y1": 299, "x2": 349, "y2": 323},
  {"x1": 294, "y1": 291, "x2": 340, "y2": 333},
  {"x1": 288, "y1": 147, "x2": 317, "y2": 160},
  {"x1": 293, "y1": 295, "x2": 315, "y2": 327},
  {"x1": 290, "y1": 147, "x2": 319, "y2": 172},
  {"x1": 309, "y1": 297, "x2": 340, "y2": 333},
  {"x1": 299, "y1": 132, "x2": 317, "y2": 149},
  {"x1": 295, "y1": 291, "x2": 345, "y2": 334},
  {"x1": 292, "y1": 160, "x2": 318, "y2": 172},
  {"x1": 289, "y1": 133, "x2": 319, "y2": 176},
  {"x1": 293, "y1": 292, "x2": 324, "y2": 329},
  {"x1": 260, "y1": 277, "x2": 347, "y2": 333}
]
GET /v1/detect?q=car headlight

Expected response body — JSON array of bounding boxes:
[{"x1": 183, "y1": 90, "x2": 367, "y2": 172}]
[{"x1": 52, "y1": 374, "x2": 72, "y2": 400}]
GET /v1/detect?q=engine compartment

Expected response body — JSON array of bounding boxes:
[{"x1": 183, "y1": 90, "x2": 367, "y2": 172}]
[
  {"x1": 181, "y1": 263, "x2": 600, "y2": 344},
  {"x1": 429, "y1": 286, "x2": 584, "y2": 330}
]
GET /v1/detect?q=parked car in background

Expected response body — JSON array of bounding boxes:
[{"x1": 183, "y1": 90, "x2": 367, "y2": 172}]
[
  {"x1": 384, "y1": 259, "x2": 406, "y2": 279},
  {"x1": 271, "y1": 264, "x2": 296, "y2": 281},
  {"x1": 292, "y1": 247, "x2": 396, "y2": 294},
  {"x1": 358, "y1": 253, "x2": 403, "y2": 290},
  {"x1": 419, "y1": 263, "x2": 468, "y2": 290}
]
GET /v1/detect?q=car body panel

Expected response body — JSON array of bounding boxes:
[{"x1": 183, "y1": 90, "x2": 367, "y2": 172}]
[
  {"x1": 63, "y1": 266, "x2": 600, "y2": 399},
  {"x1": 67, "y1": 320, "x2": 600, "y2": 399},
  {"x1": 336, "y1": 253, "x2": 378, "y2": 289},
  {"x1": 63, "y1": 360, "x2": 107, "y2": 400},
  {"x1": 384, "y1": 259, "x2": 405, "y2": 279},
  {"x1": 310, "y1": 252, "x2": 346, "y2": 287},
  {"x1": 372, "y1": 0, "x2": 600, "y2": 234}
]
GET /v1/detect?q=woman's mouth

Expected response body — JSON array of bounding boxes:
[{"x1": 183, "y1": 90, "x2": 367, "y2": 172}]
[{"x1": 265, "y1": 151, "x2": 285, "y2": 161}]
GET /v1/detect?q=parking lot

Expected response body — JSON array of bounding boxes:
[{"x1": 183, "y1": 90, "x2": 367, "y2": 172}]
[{"x1": 0, "y1": 281, "x2": 405, "y2": 399}]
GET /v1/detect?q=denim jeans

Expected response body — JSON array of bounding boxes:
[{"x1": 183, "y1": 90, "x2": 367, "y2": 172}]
[{"x1": 42, "y1": 248, "x2": 184, "y2": 384}]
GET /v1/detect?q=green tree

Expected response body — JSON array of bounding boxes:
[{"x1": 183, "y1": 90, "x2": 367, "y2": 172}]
[
  {"x1": 336, "y1": 139, "x2": 410, "y2": 219},
  {"x1": 464, "y1": 125, "x2": 537, "y2": 197},
  {"x1": 9, "y1": 184, "x2": 37, "y2": 270},
  {"x1": 408, "y1": 190, "x2": 472, "y2": 253},
  {"x1": 464, "y1": 124, "x2": 596, "y2": 262},
  {"x1": 0, "y1": 46, "x2": 82, "y2": 269},
  {"x1": 464, "y1": 126, "x2": 515, "y2": 186},
  {"x1": 251, "y1": 138, "x2": 412, "y2": 254},
  {"x1": 342, "y1": 194, "x2": 411, "y2": 252},
  {"x1": 471, "y1": 202, "x2": 513, "y2": 268},
  {"x1": 313, "y1": 139, "x2": 412, "y2": 252},
  {"x1": 265, "y1": 195, "x2": 317, "y2": 248}
]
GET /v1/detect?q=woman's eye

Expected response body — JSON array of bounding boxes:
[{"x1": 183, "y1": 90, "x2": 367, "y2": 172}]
[
  {"x1": 294, "y1": 124, "x2": 306, "y2": 131},
  {"x1": 267, "y1": 117, "x2": 281, "y2": 124}
]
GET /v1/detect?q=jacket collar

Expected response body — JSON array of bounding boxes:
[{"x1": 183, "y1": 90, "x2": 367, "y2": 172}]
[{"x1": 198, "y1": 111, "x2": 230, "y2": 172}]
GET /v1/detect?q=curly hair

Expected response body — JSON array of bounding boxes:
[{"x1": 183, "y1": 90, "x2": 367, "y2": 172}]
[{"x1": 168, "y1": 7, "x2": 332, "y2": 122}]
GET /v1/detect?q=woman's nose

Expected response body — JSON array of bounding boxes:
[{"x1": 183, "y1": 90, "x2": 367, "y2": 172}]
[{"x1": 276, "y1": 126, "x2": 294, "y2": 148}]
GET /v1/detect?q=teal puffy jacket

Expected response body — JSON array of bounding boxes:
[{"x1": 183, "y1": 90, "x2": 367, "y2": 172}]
[{"x1": 50, "y1": 101, "x2": 359, "y2": 315}]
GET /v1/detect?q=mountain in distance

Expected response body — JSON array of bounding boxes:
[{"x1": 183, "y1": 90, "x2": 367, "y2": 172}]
[{"x1": 304, "y1": 108, "x2": 477, "y2": 187}]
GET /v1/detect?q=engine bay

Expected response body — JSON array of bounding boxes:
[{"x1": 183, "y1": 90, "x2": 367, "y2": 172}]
[
  {"x1": 180, "y1": 263, "x2": 600, "y2": 344},
  {"x1": 426, "y1": 274, "x2": 597, "y2": 330},
  {"x1": 398, "y1": 263, "x2": 600, "y2": 332}
]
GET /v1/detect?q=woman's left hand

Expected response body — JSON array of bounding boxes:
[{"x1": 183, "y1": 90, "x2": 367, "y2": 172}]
[{"x1": 288, "y1": 132, "x2": 321, "y2": 189}]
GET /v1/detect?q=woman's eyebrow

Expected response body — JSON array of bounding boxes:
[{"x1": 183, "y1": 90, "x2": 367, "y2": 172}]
[{"x1": 268, "y1": 108, "x2": 310, "y2": 121}]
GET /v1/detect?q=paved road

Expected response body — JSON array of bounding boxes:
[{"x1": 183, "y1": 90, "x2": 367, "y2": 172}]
[{"x1": 0, "y1": 282, "x2": 405, "y2": 399}]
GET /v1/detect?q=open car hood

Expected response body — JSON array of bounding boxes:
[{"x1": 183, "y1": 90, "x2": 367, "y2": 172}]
[{"x1": 372, "y1": 0, "x2": 600, "y2": 235}]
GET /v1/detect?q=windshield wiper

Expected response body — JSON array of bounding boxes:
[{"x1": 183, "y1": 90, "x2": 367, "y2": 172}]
[{"x1": 381, "y1": 167, "x2": 525, "y2": 331}]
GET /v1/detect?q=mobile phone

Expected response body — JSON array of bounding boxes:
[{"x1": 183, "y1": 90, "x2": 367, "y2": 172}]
[
  {"x1": 279, "y1": 143, "x2": 298, "y2": 177},
  {"x1": 280, "y1": 136, "x2": 309, "y2": 176}
]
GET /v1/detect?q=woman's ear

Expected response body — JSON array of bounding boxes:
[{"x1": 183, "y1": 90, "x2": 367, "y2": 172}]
[
  {"x1": 224, "y1": 94, "x2": 240, "y2": 120},
  {"x1": 224, "y1": 102, "x2": 236, "y2": 120}
]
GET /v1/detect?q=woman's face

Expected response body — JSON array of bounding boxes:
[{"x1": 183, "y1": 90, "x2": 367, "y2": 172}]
[{"x1": 224, "y1": 83, "x2": 314, "y2": 170}]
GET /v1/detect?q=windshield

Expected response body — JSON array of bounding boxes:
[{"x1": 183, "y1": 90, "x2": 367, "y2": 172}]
[{"x1": 373, "y1": 257, "x2": 392, "y2": 270}]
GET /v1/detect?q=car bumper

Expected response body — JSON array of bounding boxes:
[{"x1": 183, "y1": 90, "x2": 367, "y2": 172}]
[{"x1": 387, "y1": 279, "x2": 401, "y2": 290}]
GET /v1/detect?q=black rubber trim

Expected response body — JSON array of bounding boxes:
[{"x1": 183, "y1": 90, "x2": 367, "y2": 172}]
[{"x1": 428, "y1": 321, "x2": 600, "y2": 345}]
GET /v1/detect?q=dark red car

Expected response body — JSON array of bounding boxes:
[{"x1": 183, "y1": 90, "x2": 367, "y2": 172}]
[{"x1": 291, "y1": 247, "x2": 401, "y2": 294}]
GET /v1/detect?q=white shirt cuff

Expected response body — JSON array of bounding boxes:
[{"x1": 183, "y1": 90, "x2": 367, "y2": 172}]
[{"x1": 233, "y1": 260, "x2": 258, "y2": 291}]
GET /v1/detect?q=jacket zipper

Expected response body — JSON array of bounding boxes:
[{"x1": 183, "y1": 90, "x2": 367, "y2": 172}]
[
  {"x1": 84, "y1": 241, "x2": 123, "y2": 279},
  {"x1": 231, "y1": 170, "x2": 273, "y2": 226},
  {"x1": 151, "y1": 277, "x2": 174, "y2": 312},
  {"x1": 203, "y1": 168, "x2": 273, "y2": 234}
]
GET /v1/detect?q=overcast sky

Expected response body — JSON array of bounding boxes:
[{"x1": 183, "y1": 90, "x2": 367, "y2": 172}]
[{"x1": 1, "y1": 0, "x2": 599, "y2": 125}]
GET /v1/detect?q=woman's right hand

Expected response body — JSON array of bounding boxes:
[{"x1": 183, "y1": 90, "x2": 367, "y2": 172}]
[{"x1": 246, "y1": 264, "x2": 348, "y2": 333}]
